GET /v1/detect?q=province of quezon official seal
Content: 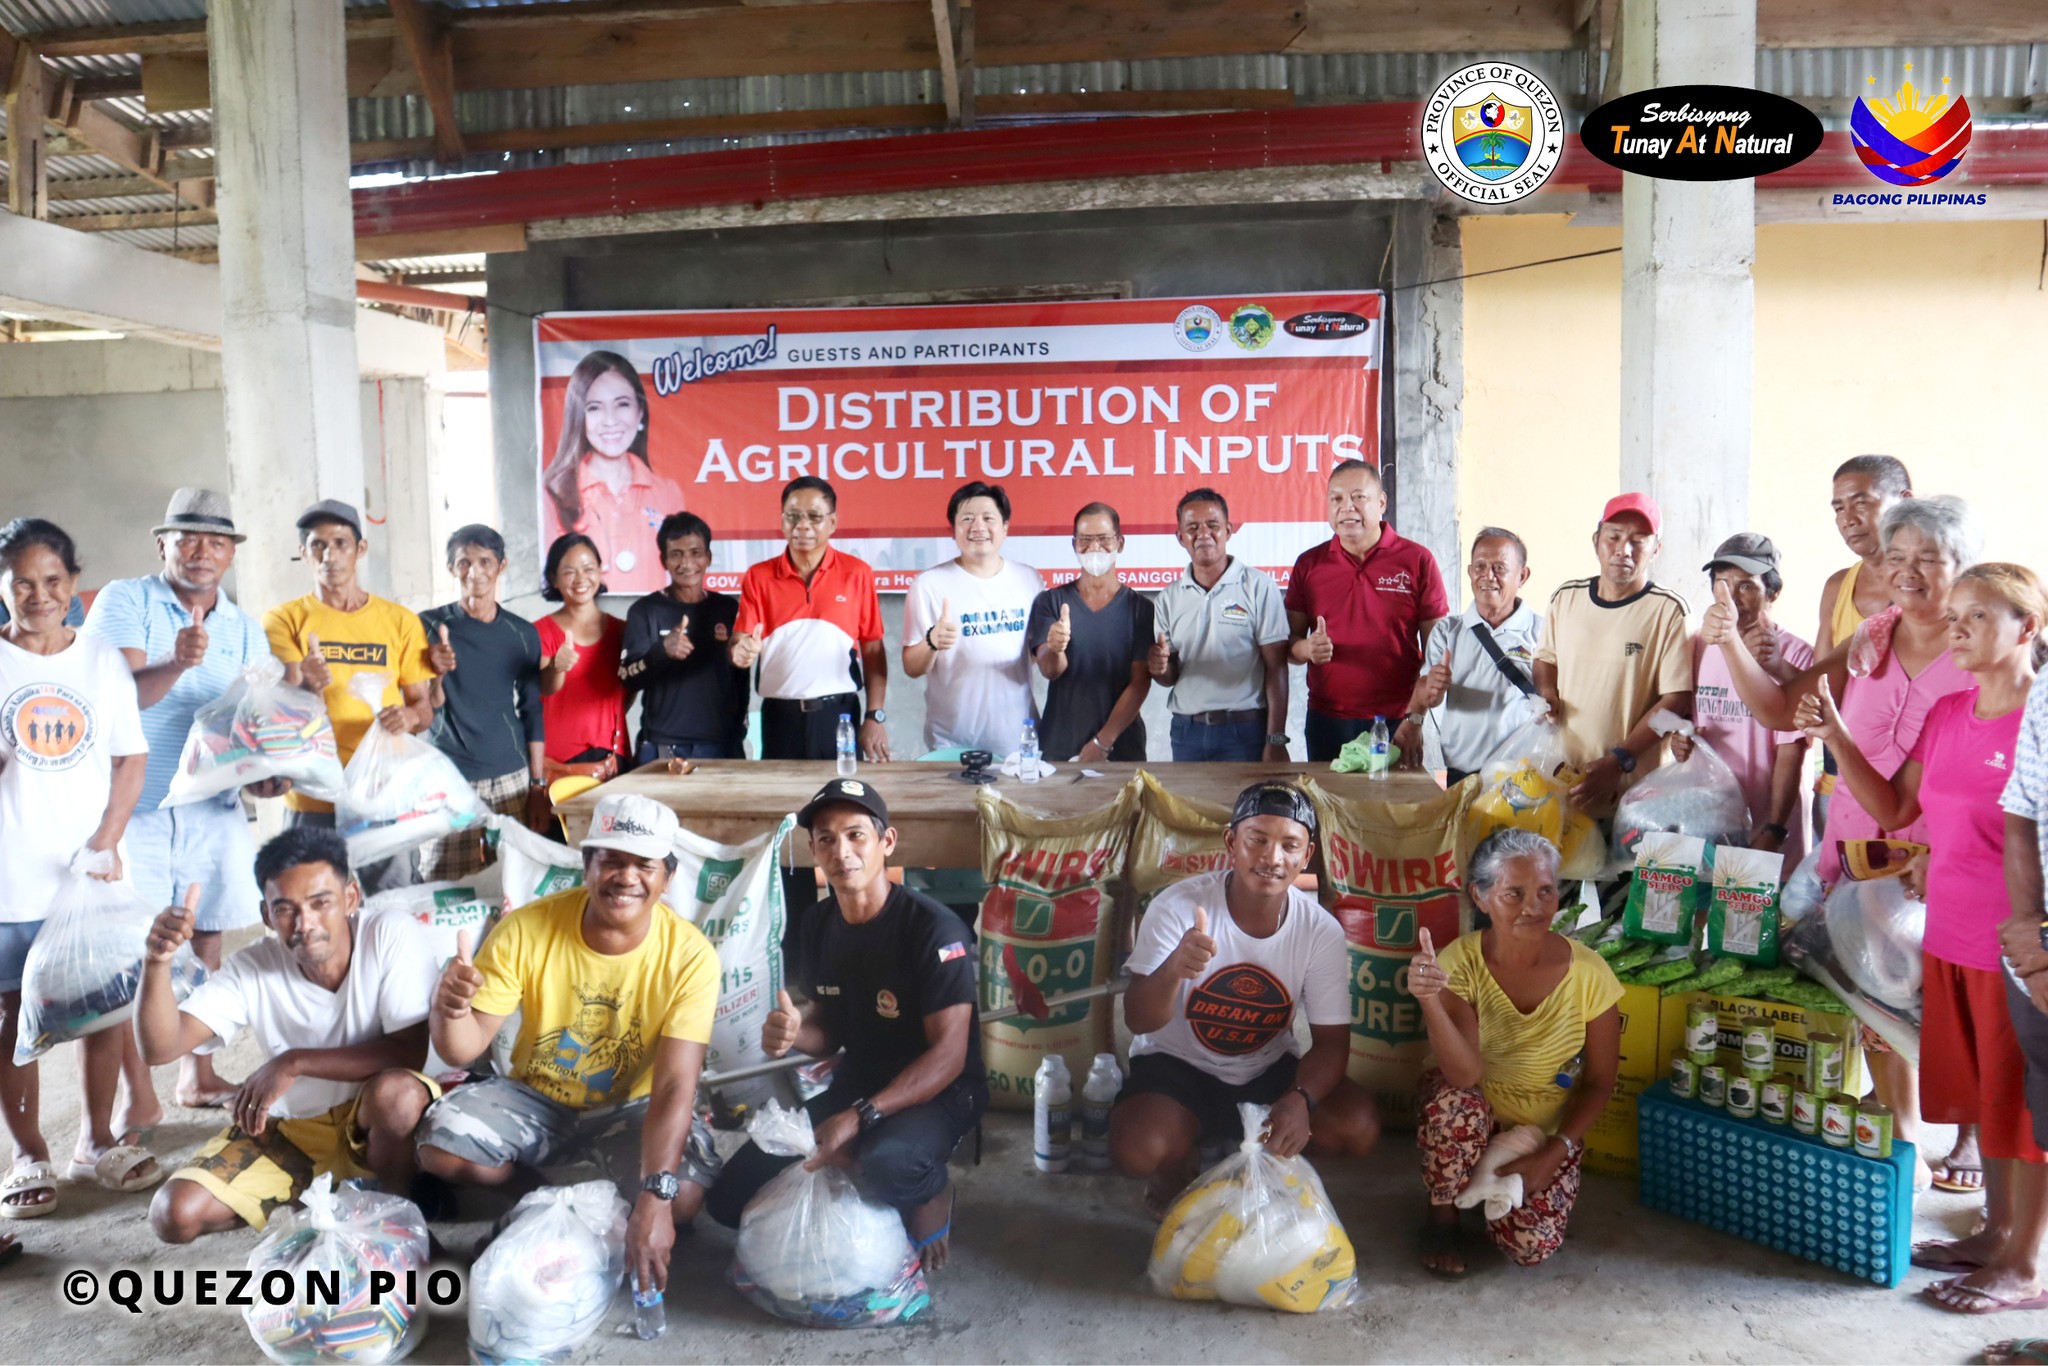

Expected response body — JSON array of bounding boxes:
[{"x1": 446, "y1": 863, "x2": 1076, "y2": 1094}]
[{"x1": 1422, "y1": 61, "x2": 1565, "y2": 205}]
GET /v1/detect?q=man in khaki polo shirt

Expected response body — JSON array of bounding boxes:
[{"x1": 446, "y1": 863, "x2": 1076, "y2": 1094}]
[{"x1": 1531, "y1": 492, "x2": 1692, "y2": 816}]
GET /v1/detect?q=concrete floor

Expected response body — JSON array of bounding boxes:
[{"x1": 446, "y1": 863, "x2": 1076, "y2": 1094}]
[{"x1": 0, "y1": 1025, "x2": 2014, "y2": 1364}]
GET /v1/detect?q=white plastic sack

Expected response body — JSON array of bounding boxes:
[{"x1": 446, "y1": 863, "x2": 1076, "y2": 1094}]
[
  {"x1": 1148, "y1": 1102, "x2": 1359, "y2": 1314},
  {"x1": 336, "y1": 672, "x2": 483, "y2": 866},
  {"x1": 1782, "y1": 848, "x2": 1825, "y2": 923},
  {"x1": 468, "y1": 1181, "x2": 627, "y2": 1365},
  {"x1": 490, "y1": 815, "x2": 583, "y2": 912},
  {"x1": 730, "y1": 1100, "x2": 931, "y2": 1329},
  {"x1": 360, "y1": 881, "x2": 493, "y2": 963},
  {"x1": 1611, "y1": 713, "x2": 1750, "y2": 862},
  {"x1": 242, "y1": 1173, "x2": 430, "y2": 1365},
  {"x1": 161, "y1": 657, "x2": 344, "y2": 808},
  {"x1": 1824, "y1": 875, "x2": 1926, "y2": 1013},
  {"x1": 669, "y1": 816, "x2": 792, "y2": 1107},
  {"x1": 15, "y1": 852, "x2": 206, "y2": 1063}
]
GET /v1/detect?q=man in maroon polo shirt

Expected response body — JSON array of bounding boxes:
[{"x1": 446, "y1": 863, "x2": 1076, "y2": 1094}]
[{"x1": 1284, "y1": 460, "x2": 1449, "y2": 763}]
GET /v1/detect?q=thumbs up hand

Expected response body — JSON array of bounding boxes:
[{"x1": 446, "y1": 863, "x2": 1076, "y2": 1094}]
[
  {"x1": 1794, "y1": 674, "x2": 1846, "y2": 745},
  {"x1": 173, "y1": 602, "x2": 211, "y2": 670},
  {"x1": 763, "y1": 988, "x2": 803, "y2": 1057},
  {"x1": 146, "y1": 884, "x2": 202, "y2": 963},
  {"x1": 1409, "y1": 927, "x2": 1448, "y2": 1002},
  {"x1": 928, "y1": 598, "x2": 962, "y2": 652},
  {"x1": 1307, "y1": 615, "x2": 1335, "y2": 665},
  {"x1": 550, "y1": 633, "x2": 580, "y2": 678},
  {"x1": 299, "y1": 632, "x2": 334, "y2": 693},
  {"x1": 1169, "y1": 907, "x2": 1219, "y2": 980},
  {"x1": 1046, "y1": 602, "x2": 1073, "y2": 654},
  {"x1": 1147, "y1": 628, "x2": 1173, "y2": 679},
  {"x1": 1415, "y1": 638, "x2": 1455, "y2": 710},
  {"x1": 1701, "y1": 579, "x2": 1739, "y2": 648},
  {"x1": 434, "y1": 929, "x2": 484, "y2": 1020},
  {"x1": 729, "y1": 625, "x2": 762, "y2": 670},
  {"x1": 428, "y1": 622, "x2": 459, "y2": 676},
  {"x1": 662, "y1": 616, "x2": 695, "y2": 661}
]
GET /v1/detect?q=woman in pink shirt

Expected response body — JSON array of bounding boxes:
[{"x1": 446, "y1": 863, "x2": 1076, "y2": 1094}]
[
  {"x1": 540, "y1": 351, "x2": 683, "y2": 595},
  {"x1": 1707, "y1": 495, "x2": 1980, "y2": 1189},
  {"x1": 1805, "y1": 563, "x2": 2046, "y2": 1316}
]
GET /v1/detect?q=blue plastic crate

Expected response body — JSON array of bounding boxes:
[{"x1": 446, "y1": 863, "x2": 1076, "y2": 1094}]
[{"x1": 1637, "y1": 1080, "x2": 1914, "y2": 1286}]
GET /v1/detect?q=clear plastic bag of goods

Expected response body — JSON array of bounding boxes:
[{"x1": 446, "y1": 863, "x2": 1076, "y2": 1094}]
[
  {"x1": 1610, "y1": 713, "x2": 1750, "y2": 863},
  {"x1": 1781, "y1": 849, "x2": 1825, "y2": 924},
  {"x1": 1148, "y1": 1102, "x2": 1359, "y2": 1314},
  {"x1": 1462, "y1": 712, "x2": 1603, "y2": 879},
  {"x1": 467, "y1": 1181, "x2": 628, "y2": 1365},
  {"x1": 242, "y1": 1173, "x2": 430, "y2": 1365},
  {"x1": 1823, "y1": 874, "x2": 1926, "y2": 1014},
  {"x1": 14, "y1": 852, "x2": 207, "y2": 1063},
  {"x1": 729, "y1": 1100, "x2": 932, "y2": 1329},
  {"x1": 160, "y1": 657, "x2": 344, "y2": 809},
  {"x1": 336, "y1": 672, "x2": 484, "y2": 866}
]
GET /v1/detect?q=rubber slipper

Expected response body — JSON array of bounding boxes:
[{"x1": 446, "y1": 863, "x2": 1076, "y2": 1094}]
[
  {"x1": 69, "y1": 1135, "x2": 163, "y2": 1193},
  {"x1": 1934, "y1": 1162, "x2": 1987, "y2": 1194},
  {"x1": 1421, "y1": 1220, "x2": 1468, "y2": 1281},
  {"x1": 0, "y1": 1161, "x2": 56, "y2": 1221},
  {"x1": 1984, "y1": 1338, "x2": 2048, "y2": 1365},
  {"x1": 1914, "y1": 1239, "x2": 1989, "y2": 1273},
  {"x1": 1925, "y1": 1282, "x2": 2048, "y2": 1316}
]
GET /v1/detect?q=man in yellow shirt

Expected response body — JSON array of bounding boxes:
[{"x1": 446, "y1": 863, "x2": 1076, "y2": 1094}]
[
  {"x1": 419, "y1": 792, "x2": 721, "y2": 1305},
  {"x1": 262, "y1": 500, "x2": 436, "y2": 892}
]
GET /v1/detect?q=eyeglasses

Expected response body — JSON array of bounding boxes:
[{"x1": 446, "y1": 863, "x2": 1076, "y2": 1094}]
[
  {"x1": 782, "y1": 510, "x2": 832, "y2": 527},
  {"x1": 1073, "y1": 535, "x2": 1119, "y2": 550}
]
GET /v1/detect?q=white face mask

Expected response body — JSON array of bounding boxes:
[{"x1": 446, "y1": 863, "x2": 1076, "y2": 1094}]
[{"x1": 1078, "y1": 550, "x2": 1116, "y2": 579}]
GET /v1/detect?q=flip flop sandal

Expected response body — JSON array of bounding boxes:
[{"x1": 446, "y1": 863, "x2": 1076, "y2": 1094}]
[
  {"x1": 910, "y1": 1190, "x2": 954, "y2": 1262},
  {"x1": 1421, "y1": 1220, "x2": 1468, "y2": 1281},
  {"x1": 0, "y1": 1162, "x2": 57, "y2": 1221},
  {"x1": 1914, "y1": 1239, "x2": 1989, "y2": 1273},
  {"x1": 1985, "y1": 1339, "x2": 2048, "y2": 1365},
  {"x1": 1934, "y1": 1162, "x2": 1988, "y2": 1194},
  {"x1": 1926, "y1": 1282, "x2": 2048, "y2": 1316}
]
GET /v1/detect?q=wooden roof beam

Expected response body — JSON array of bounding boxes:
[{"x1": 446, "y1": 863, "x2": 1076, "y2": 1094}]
[
  {"x1": 58, "y1": 206, "x2": 218, "y2": 231},
  {"x1": 388, "y1": 0, "x2": 465, "y2": 160},
  {"x1": 6, "y1": 37, "x2": 49, "y2": 219}
]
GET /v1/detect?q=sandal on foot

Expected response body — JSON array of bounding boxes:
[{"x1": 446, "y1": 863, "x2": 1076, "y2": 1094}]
[
  {"x1": 1914, "y1": 1239, "x2": 1989, "y2": 1273},
  {"x1": 68, "y1": 1132, "x2": 163, "y2": 1193},
  {"x1": 0, "y1": 1162, "x2": 56, "y2": 1221},
  {"x1": 1985, "y1": 1339, "x2": 2048, "y2": 1365},
  {"x1": 1421, "y1": 1220, "x2": 1467, "y2": 1281},
  {"x1": 1926, "y1": 1281, "x2": 2048, "y2": 1316},
  {"x1": 1934, "y1": 1162, "x2": 1987, "y2": 1194}
]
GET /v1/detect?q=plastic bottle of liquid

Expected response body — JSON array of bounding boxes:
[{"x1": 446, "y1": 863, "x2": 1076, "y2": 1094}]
[
  {"x1": 1033, "y1": 1055, "x2": 1073, "y2": 1173},
  {"x1": 632, "y1": 1279, "x2": 665, "y2": 1341},
  {"x1": 1367, "y1": 716, "x2": 1391, "y2": 781},
  {"x1": 1078, "y1": 1053, "x2": 1122, "y2": 1171},
  {"x1": 1554, "y1": 1049, "x2": 1586, "y2": 1089},
  {"x1": 836, "y1": 713, "x2": 857, "y2": 777},
  {"x1": 1019, "y1": 720, "x2": 1041, "y2": 784}
]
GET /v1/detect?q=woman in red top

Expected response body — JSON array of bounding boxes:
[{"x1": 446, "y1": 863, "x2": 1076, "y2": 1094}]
[
  {"x1": 537, "y1": 533, "x2": 628, "y2": 781},
  {"x1": 1803, "y1": 563, "x2": 2047, "y2": 1315}
]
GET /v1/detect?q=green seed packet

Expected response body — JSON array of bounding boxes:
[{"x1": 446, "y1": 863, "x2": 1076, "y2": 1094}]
[
  {"x1": 1707, "y1": 844, "x2": 1783, "y2": 966},
  {"x1": 1623, "y1": 831, "x2": 1711, "y2": 945}
]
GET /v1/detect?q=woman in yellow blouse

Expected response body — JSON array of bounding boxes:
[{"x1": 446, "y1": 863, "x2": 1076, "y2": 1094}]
[{"x1": 1410, "y1": 826, "x2": 1623, "y2": 1277}]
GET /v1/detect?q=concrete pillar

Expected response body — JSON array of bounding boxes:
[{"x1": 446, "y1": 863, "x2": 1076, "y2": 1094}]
[
  {"x1": 1388, "y1": 201, "x2": 1466, "y2": 609},
  {"x1": 358, "y1": 377, "x2": 446, "y2": 609},
  {"x1": 208, "y1": 0, "x2": 365, "y2": 615},
  {"x1": 1618, "y1": 0, "x2": 1754, "y2": 605}
]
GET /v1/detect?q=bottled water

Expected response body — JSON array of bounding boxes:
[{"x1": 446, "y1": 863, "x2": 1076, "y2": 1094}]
[
  {"x1": 836, "y1": 713, "x2": 857, "y2": 777},
  {"x1": 1367, "y1": 716, "x2": 1391, "y2": 781},
  {"x1": 1033, "y1": 1055, "x2": 1072, "y2": 1173},
  {"x1": 632, "y1": 1280, "x2": 665, "y2": 1341},
  {"x1": 1019, "y1": 720, "x2": 1041, "y2": 783},
  {"x1": 1078, "y1": 1053, "x2": 1122, "y2": 1170}
]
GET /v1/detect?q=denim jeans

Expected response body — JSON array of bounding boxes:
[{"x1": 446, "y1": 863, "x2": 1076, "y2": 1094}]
[
  {"x1": 636, "y1": 739, "x2": 740, "y2": 767},
  {"x1": 1305, "y1": 709, "x2": 1395, "y2": 764},
  {"x1": 1168, "y1": 714, "x2": 1266, "y2": 762}
]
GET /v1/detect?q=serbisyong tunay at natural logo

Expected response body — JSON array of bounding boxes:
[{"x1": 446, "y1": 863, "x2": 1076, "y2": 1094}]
[{"x1": 1421, "y1": 61, "x2": 1565, "y2": 205}]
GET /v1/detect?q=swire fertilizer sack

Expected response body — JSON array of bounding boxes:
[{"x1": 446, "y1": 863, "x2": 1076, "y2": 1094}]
[
  {"x1": 976, "y1": 781, "x2": 1139, "y2": 1111},
  {"x1": 1302, "y1": 777, "x2": 1476, "y2": 1123},
  {"x1": 1125, "y1": 771, "x2": 1230, "y2": 899}
]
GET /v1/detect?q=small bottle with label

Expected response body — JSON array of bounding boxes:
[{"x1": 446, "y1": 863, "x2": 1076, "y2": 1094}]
[
  {"x1": 1078, "y1": 1053, "x2": 1122, "y2": 1171},
  {"x1": 836, "y1": 713, "x2": 857, "y2": 777},
  {"x1": 1019, "y1": 720, "x2": 1041, "y2": 783},
  {"x1": 1367, "y1": 716, "x2": 1391, "y2": 780},
  {"x1": 1033, "y1": 1055, "x2": 1073, "y2": 1173},
  {"x1": 632, "y1": 1278, "x2": 665, "y2": 1341}
]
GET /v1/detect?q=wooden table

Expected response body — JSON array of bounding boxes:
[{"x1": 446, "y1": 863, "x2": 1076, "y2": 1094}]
[{"x1": 558, "y1": 761, "x2": 1443, "y2": 867}]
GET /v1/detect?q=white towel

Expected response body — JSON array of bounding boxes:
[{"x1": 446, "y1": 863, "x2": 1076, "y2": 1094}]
[{"x1": 1454, "y1": 1124, "x2": 1548, "y2": 1222}]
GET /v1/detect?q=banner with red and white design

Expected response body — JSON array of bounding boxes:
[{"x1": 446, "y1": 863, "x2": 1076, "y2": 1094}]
[{"x1": 534, "y1": 292, "x2": 1381, "y2": 593}]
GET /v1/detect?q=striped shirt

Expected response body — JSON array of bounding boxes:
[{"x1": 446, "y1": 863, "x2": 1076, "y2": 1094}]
[{"x1": 83, "y1": 575, "x2": 270, "y2": 811}]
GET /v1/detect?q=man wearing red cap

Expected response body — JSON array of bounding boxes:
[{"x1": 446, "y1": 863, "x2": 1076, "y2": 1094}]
[{"x1": 1532, "y1": 493, "x2": 1693, "y2": 815}]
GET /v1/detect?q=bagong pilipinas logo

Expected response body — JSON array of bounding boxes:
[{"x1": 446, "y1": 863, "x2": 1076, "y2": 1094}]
[
  {"x1": 1186, "y1": 963, "x2": 1292, "y2": 1056},
  {"x1": 1423, "y1": 61, "x2": 1565, "y2": 205},
  {"x1": 650, "y1": 325, "x2": 778, "y2": 394},
  {"x1": 1852, "y1": 66, "x2": 1972, "y2": 187}
]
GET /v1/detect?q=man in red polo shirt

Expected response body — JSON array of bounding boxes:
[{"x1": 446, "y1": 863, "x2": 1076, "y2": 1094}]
[
  {"x1": 1284, "y1": 460, "x2": 1449, "y2": 763},
  {"x1": 730, "y1": 476, "x2": 890, "y2": 764}
]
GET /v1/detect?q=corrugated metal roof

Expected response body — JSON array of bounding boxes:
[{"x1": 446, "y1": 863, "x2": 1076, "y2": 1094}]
[
  {"x1": 94, "y1": 223, "x2": 216, "y2": 251},
  {"x1": 0, "y1": 0, "x2": 202, "y2": 31}
]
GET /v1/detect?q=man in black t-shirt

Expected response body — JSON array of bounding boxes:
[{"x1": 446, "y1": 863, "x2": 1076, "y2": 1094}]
[
  {"x1": 705, "y1": 778, "x2": 986, "y2": 1270},
  {"x1": 619, "y1": 512, "x2": 749, "y2": 763}
]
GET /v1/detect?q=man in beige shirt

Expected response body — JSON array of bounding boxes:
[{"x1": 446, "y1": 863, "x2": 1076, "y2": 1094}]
[{"x1": 1532, "y1": 492, "x2": 1692, "y2": 817}]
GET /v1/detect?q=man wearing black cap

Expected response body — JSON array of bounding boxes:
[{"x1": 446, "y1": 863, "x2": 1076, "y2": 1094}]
[
  {"x1": 1111, "y1": 781, "x2": 1379, "y2": 1216},
  {"x1": 705, "y1": 778, "x2": 986, "y2": 1272},
  {"x1": 262, "y1": 499, "x2": 436, "y2": 891}
]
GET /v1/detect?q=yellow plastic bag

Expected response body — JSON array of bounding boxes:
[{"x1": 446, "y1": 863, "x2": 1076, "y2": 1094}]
[{"x1": 1462, "y1": 713, "x2": 1602, "y2": 879}]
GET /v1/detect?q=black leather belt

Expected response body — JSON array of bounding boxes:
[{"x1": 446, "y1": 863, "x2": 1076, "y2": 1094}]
[
  {"x1": 1186, "y1": 708, "x2": 1266, "y2": 726},
  {"x1": 766, "y1": 693, "x2": 860, "y2": 715}
]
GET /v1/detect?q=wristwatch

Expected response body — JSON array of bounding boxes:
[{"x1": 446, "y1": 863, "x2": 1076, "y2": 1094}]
[
  {"x1": 640, "y1": 1170, "x2": 680, "y2": 1201},
  {"x1": 1265, "y1": 732, "x2": 1290, "y2": 749},
  {"x1": 853, "y1": 1098, "x2": 885, "y2": 1132},
  {"x1": 1763, "y1": 822, "x2": 1790, "y2": 841},
  {"x1": 528, "y1": 776, "x2": 548, "y2": 789},
  {"x1": 1608, "y1": 745, "x2": 1637, "y2": 774},
  {"x1": 1290, "y1": 1084, "x2": 1318, "y2": 1113},
  {"x1": 867, "y1": 708, "x2": 888, "y2": 724}
]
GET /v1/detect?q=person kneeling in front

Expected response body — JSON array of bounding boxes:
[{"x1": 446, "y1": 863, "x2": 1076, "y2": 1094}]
[
  {"x1": 416, "y1": 793, "x2": 722, "y2": 1304},
  {"x1": 1410, "y1": 826, "x2": 1622, "y2": 1277},
  {"x1": 706, "y1": 779, "x2": 986, "y2": 1271},
  {"x1": 138, "y1": 828, "x2": 440, "y2": 1242},
  {"x1": 1110, "y1": 781, "x2": 1379, "y2": 1217}
]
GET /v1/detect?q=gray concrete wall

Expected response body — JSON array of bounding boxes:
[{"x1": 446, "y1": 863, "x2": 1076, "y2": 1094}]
[{"x1": 488, "y1": 201, "x2": 1403, "y2": 761}]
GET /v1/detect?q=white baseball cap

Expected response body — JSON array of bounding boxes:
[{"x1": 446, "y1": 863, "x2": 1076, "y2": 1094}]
[{"x1": 581, "y1": 793, "x2": 678, "y2": 860}]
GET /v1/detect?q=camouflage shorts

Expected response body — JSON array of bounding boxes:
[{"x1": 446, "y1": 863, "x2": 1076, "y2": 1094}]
[{"x1": 415, "y1": 1074, "x2": 721, "y2": 1191}]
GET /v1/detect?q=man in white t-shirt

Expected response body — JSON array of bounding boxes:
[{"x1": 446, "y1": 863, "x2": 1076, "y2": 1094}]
[
  {"x1": 136, "y1": 826, "x2": 440, "y2": 1240},
  {"x1": 1110, "y1": 782, "x2": 1381, "y2": 1215},
  {"x1": 901, "y1": 481, "x2": 1043, "y2": 755}
]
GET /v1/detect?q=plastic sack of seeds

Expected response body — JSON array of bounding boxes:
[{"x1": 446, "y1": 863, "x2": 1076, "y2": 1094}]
[
  {"x1": 14, "y1": 852, "x2": 206, "y2": 1063},
  {"x1": 242, "y1": 1174, "x2": 430, "y2": 1364},
  {"x1": 468, "y1": 1181, "x2": 627, "y2": 1365},
  {"x1": 729, "y1": 1100, "x2": 931, "y2": 1329},
  {"x1": 336, "y1": 672, "x2": 484, "y2": 866},
  {"x1": 161, "y1": 657, "x2": 344, "y2": 807},
  {"x1": 1149, "y1": 1103, "x2": 1359, "y2": 1314},
  {"x1": 1622, "y1": 831, "x2": 1711, "y2": 947},
  {"x1": 1610, "y1": 713, "x2": 1750, "y2": 863}
]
